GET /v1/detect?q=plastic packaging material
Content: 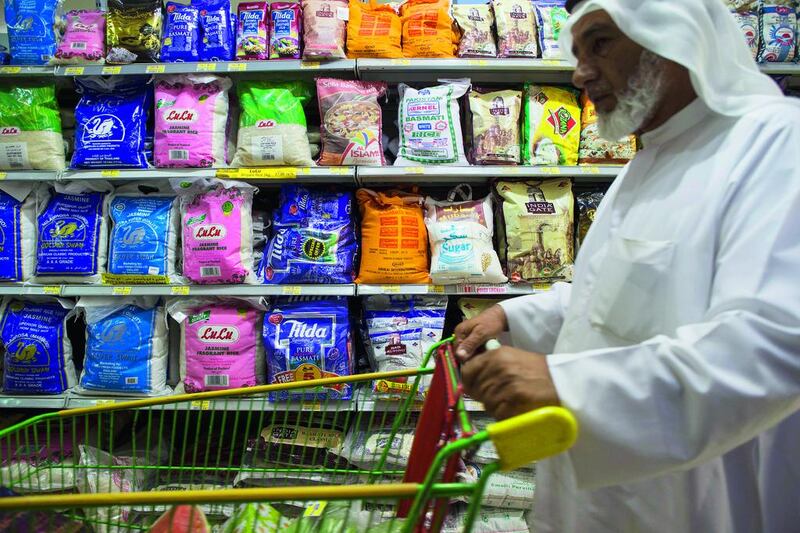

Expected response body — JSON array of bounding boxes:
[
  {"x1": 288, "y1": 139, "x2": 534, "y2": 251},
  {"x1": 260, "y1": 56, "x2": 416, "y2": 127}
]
[
  {"x1": 106, "y1": 0, "x2": 163, "y2": 64},
  {"x1": 34, "y1": 181, "x2": 112, "y2": 284},
  {"x1": 302, "y1": 0, "x2": 348, "y2": 60},
  {"x1": 347, "y1": 0, "x2": 403, "y2": 58},
  {"x1": 75, "y1": 297, "x2": 170, "y2": 397},
  {"x1": 440, "y1": 506, "x2": 529, "y2": 533},
  {"x1": 395, "y1": 79, "x2": 471, "y2": 166},
  {"x1": 106, "y1": 183, "x2": 180, "y2": 284},
  {"x1": 577, "y1": 190, "x2": 604, "y2": 248},
  {"x1": 731, "y1": 10, "x2": 760, "y2": 60},
  {"x1": 522, "y1": 84, "x2": 581, "y2": 166},
  {"x1": 0, "y1": 298, "x2": 75, "y2": 395},
  {"x1": 317, "y1": 79, "x2": 388, "y2": 166},
  {"x1": 453, "y1": 4, "x2": 497, "y2": 58},
  {"x1": 355, "y1": 188, "x2": 430, "y2": 284},
  {"x1": 534, "y1": 0, "x2": 568, "y2": 59},
  {"x1": 4, "y1": 0, "x2": 61, "y2": 65},
  {"x1": 578, "y1": 92, "x2": 637, "y2": 165},
  {"x1": 232, "y1": 81, "x2": 315, "y2": 167},
  {"x1": 400, "y1": 0, "x2": 458, "y2": 58},
  {"x1": 0, "y1": 429, "x2": 81, "y2": 493},
  {"x1": 457, "y1": 297, "x2": 505, "y2": 320},
  {"x1": 220, "y1": 503, "x2": 288, "y2": 533},
  {"x1": 337, "y1": 421, "x2": 416, "y2": 470},
  {"x1": 0, "y1": 185, "x2": 36, "y2": 282},
  {"x1": 161, "y1": 2, "x2": 200, "y2": 63},
  {"x1": 0, "y1": 84, "x2": 66, "y2": 171},
  {"x1": 263, "y1": 297, "x2": 353, "y2": 401},
  {"x1": 193, "y1": 0, "x2": 235, "y2": 61},
  {"x1": 51, "y1": 10, "x2": 107, "y2": 65},
  {"x1": 270, "y1": 2, "x2": 303, "y2": 59},
  {"x1": 237, "y1": 2, "x2": 270, "y2": 60},
  {"x1": 174, "y1": 178, "x2": 257, "y2": 285},
  {"x1": 260, "y1": 185, "x2": 357, "y2": 284},
  {"x1": 71, "y1": 76, "x2": 151, "y2": 169},
  {"x1": 757, "y1": 4, "x2": 797, "y2": 62},
  {"x1": 457, "y1": 463, "x2": 535, "y2": 509},
  {"x1": 169, "y1": 298, "x2": 266, "y2": 393},
  {"x1": 468, "y1": 89, "x2": 522, "y2": 165},
  {"x1": 493, "y1": 0, "x2": 539, "y2": 58},
  {"x1": 154, "y1": 74, "x2": 232, "y2": 168},
  {"x1": 495, "y1": 179, "x2": 574, "y2": 282},
  {"x1": 257, "y1": 422, "x2": 348, "y2": 468}
]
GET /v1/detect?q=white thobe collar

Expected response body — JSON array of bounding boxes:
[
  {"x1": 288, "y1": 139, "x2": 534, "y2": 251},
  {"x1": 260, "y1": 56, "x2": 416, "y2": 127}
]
[{"x1": 639, "y1": 98, "x2": 712, "y2": 149}]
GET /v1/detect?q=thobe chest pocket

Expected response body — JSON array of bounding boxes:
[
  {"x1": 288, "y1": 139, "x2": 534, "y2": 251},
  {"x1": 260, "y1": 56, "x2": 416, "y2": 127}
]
[{"x1": 588, "y1": 237, "x2": 675, "y2": 342}]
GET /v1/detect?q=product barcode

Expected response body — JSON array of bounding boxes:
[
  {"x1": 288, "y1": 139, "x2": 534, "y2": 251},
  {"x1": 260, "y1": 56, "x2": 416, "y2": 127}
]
[
  {"x1": 9, "y1": 162, "x2": 22, "y2": 169},
  {"x1": 205, "y1": 375, "x2": 229, "y2": 387},
  {"x1": 262, "y1": 154, "x2": 275, "y2": 160},
  {"x1": 125, "y1": 377, "x2": 138, "y2": 385},
  {"x1": 200, "y1": 266, "x2": 221, "y2": 277},
  {"x1": 169, "y1": 150, "x2": 189, "y2": 161},
  {"x1": 70, "y1": 42, "x2": 88, "y2": 50}
]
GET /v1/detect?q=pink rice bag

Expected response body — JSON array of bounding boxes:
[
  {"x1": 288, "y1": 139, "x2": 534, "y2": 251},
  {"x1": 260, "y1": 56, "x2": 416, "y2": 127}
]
[
  {"x1": 154, "y1": 74, "x2": 232, "y2": 168},
  {"x1": 51, "y1": 10, "x2": 106, "y2": 65},
  {"x1": 237, "y1": 1, "x2": 270, "y2": 60},
  {"x1": 302, "y1": 0, "x2": 348, "y2": 59}
]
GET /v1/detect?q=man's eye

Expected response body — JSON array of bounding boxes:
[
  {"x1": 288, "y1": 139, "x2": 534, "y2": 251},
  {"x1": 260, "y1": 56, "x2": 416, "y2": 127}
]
[{"x1": 593, "y1": 38, "x2": 611, "y2": 55}]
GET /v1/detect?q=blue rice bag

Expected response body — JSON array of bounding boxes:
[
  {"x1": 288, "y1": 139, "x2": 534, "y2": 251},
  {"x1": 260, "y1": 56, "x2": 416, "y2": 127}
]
[
  {"x1": 162, "y1": 2, "x2": 201, "y2": 63},
  {"x1": 193, "y1": 0, "x2": 236, "y2": 61},
  {"x1": 4, "y1": 0, "x2": 61, "y2": 65},
  {"x1": 71, "y1": 77, "x2": 151, "y2": 169},
  {"x1": 757, "y1": 4, "x2": 797, "y2": 63},
  {"x1": 1, "y1": 299, "x2": 76, "y2": 395},
  {"x1": 534, "y1": 0, "x2": 568, "y2": 59},
  {"x1": 0, "y1": 186, "x2": 36, "y2": 282}
]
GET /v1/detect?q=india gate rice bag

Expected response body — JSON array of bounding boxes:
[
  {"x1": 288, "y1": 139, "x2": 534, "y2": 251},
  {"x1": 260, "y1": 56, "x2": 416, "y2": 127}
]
[
  {"x1": 0, "y1": 84, "x2": 65, "y2": 171},
  {"x1": 302, "y1": 0, "x2": 348, "y2": 60},
  {"x1": 400, "y1": 0, "x2": 458, "y2": 58},
  {"x1": 346, "y1": 0, "x2": 403, "y2": 58},
  {"x1": 469, "y1": 89, "x2": 522, "y2": 165},
  {"x1": 453, "y1": 4, "x2": 497, "y2": 58},
  {"x1": 106, "y1": 0, "x2": 163, "y2": 64},
  {"x1": 522, "y1": 84, "x2": 580, "y2": 166},
  {"x1": 493, "y1": 0, "x2": 538, "y2": 58},
  {"x1": 578, "y1": 92, "x2": 636, "y2": 165}
]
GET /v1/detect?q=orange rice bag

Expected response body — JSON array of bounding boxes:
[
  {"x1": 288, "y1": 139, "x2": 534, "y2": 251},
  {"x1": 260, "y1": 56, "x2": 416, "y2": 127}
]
[
  {"x1": 400, "y1": 0, "x2": 457, "y2": 58},
  {"x1": 356, "y1": 188, "x2": 431, "y2": 284},
  {"x1": 347, "y1": 0, "x2": 403, "y2": 58}
]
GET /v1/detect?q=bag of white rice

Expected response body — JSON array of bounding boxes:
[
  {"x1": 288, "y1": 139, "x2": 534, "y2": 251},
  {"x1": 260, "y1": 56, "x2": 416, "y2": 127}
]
[
  {"x1": 0, "y1": 183, "x2": 37, "y2": 282},
  {"x1": 0, "y1": 84, "x2": 66, "y2": 171}
]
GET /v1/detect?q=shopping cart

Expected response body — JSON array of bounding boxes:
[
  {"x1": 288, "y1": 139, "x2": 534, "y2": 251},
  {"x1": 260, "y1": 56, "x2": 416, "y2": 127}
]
[{"x1": 0, "y1": 337, "x2": 577, "y2": 532}]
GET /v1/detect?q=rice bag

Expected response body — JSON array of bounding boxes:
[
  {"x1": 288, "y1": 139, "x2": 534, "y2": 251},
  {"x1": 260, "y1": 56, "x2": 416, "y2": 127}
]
[
  {"x1": 731, "y1": 10, "x2": 760, "y2": 60},
  {"x1": 337, "y1": 421, "x2": 415, "y2": 470},
  {"x1": 170, "y1": 298, "x2": 266, "y2": 393},
  {"x1": 317, "y1": 79, "x2": 388, "y2": 166},
  {"x1": 457, "y1": 297, "x2": 505, "y2": 320},
  {"x1": 457, "y1": 463, "x2": 535, "y2": 509},
  {"x1": 71, "y1": 76, "x2": 150, "y2": 169},
  {"x1": 757, "y1": 4, "x2": 796, "y2": 62},
  {"x1": 355, "y1": 188, "x2": 430, "y2": 284},
  {"x1": 493, "y1": 0, "x2": 538, "y2": 58},
  {"x1": 34, "y1": 181, "x2": 112, "y2": 284},
  {"x1": 174, "y1": 178, "x2": 257, "y2": 285},
  {"x1": 395, "y1": 79, "x2": 471, "y2": 166},
  {"x1": 232, "y1": 81, "x2": 315, "y2": 167},
  {"x1": 154, "y1": 74, "x2": 232, "y2": 168},
  {"x1": 495, "y1": 179, "x2": 574, "y2": 282},
  {"x1": 302, "y1": 0, "x2": 348, "y2": 60},
  {"x1": 453, "y1": 5, "x2": 497, "y2": 58},
  {"x1": 193, "y1": 0, "x2": 235, "y2": 61},
  {"x1": 220, "y1": 503, "x2": 288, "y2": 533},
  {"x1": 440, "y1": 506, "x2": 529, "y2": 533},
  {"x1": 263, "y1": 297, "x2": 353, "y2": 401},
  {"x1": 577, "y1": 190, "x2": 604, "y2": 248},
  {"x1": 469, "y1": 89, "x2": 522, "y2": 165},
  {"x1": 346, "y1": 0, "x2": 403, "y2": 58},
  {"x1": 161, "y1": 2, "x2": 200, "y2": 63},
  {"x1": 106, "y1": 0, "x2": 163, "y2": 64},
  {"x1": 51, "y1": 10, "x2": 107, "y2": 65},
  {"x1": 270, "y1": 2, "x2": 302, "y2": 59},
  {"x1": 75, "y1": 297, "x2": 170, "y2": 397},
  {"x1": 522, "y1": 84, "x2": 580, "y2": 166},
  {"x1": 0, "y1": 298, "x2": 75, "y2": 395},
  {"x1": 534, "y1": 0, "x2": 568, "y2": 59},
  {"x1": 0, "y1": 84, "x2": 65, "y2": 171},
  {"x1": 578, "y1": 91, "x2": 637, "y2": 165},
  {"x1": 0, "y1": 184, "x2": 36, "y2": 282},
  {"x1": 105, "y1": 183, "x2": 180, "y2": 284},
  {"x1": 400, "y1": 0, "x2": 458, "y2": 58},
  {"x1": 237, "y1": 2, "x2": 270, "y2": 60},
  {"x1": 4, "y1": 0, "x2": 60, "y2": 65}
]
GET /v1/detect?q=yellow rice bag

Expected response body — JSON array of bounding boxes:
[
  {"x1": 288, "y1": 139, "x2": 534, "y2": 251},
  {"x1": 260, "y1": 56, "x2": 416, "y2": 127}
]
[{"x1": 522, "y1": 84, "x2": 580, "y2": 166}]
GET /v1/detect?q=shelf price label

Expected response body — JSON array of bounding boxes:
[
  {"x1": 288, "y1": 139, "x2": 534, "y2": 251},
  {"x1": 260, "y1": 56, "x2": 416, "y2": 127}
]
[
  {"x1": 64, "y1": 67, "x2": 85, "y2": 76},
  {"x1": 541, "y1": 59, "x2": 564, "y2": 67},
  {"x1": 329, "y1": 167, "x2": 351, "y2": 176},
  {"x1": 102, "y1": 66, "x2": 122, "y2": 75},
  {"x1": 468, "y1": 59, "x2": 489, "y2": 66},
  {"x1": 282, "y1": 286, "x2": 303, "y2": 295},
  {"x1": 583, "y1": 166, "x2": 602, "y2": 175},
  {"x1": 42, "y1": 286, "x2": 61, "y2": 296},
  {"x1": 171, "y1": 286, "x2": 191, "y2": 295},
  {"x1": 112, "y1": 287, "x2": 132, "y2": 295},
  {"x1": 533, "y1": 283, "x2": 552, "y2": 291},
  {"x1": 0, "y1": 67, "x2": 22, "y2": 74},
  {"x1": 196, "y1": 63, "x2": 218, "y2": 72},
  {"x1": 405, "y1": 167, "x2": 426, "y2": 175},
  {"x1": 101, "y1": 170, "x2": 121, "y2": 178},
  {"x1": 390, "y1": 59, "x2": 412, "y2": 66},
  {"x1": 301, "y1": 401, "x2": 324, "y2": 412},
  {"x1": 304, "y1": 501, "x2": 328, "y2": 517},
  {"x1": 190, "y1": 400, "x2": 211, "y2": 410},
  {"x1": 218, "y1": 167, "x2": 299, "y2": 179},
  {"x1": 0, "y1": 172, "x2": 6, "y2": 180},
  {"x1": 227, "y1": 62, "x2": 248, "y2": 72},
  {"x1": 380, "y1": 285, "x2": 402, "y2": 294},
  {"x1": 146, "y1": 64, "x2": 166, "y2": 74},
  {"x1": 538, "y1": 167, "x2": 562, "y2": 175},
  {"x1": 428, "y1": 285, "x2": 445, "y2": 294},
  {"x1": 95, "y1": 399, "x2": 116, "y2": 406},
  {"x1": 300, "y1": 61, "x2": 321, "y2": 69}
]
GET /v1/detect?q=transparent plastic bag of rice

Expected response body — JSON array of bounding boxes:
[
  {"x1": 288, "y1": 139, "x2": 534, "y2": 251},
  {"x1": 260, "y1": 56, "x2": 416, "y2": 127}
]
[{"x1": 0, "y1": 83, "x2": 65, "y2": 171}]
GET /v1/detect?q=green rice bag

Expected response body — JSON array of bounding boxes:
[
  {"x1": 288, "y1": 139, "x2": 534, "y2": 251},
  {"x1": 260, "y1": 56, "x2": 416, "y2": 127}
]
[{"x1": 0, "y1": 84, "x2": 65, "y2": 170}]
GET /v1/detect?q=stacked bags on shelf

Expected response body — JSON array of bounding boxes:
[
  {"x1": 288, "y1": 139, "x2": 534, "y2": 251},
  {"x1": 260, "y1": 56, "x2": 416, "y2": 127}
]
[{"x1": 727, "y1": 1, "x2": 799, "y2": 63}]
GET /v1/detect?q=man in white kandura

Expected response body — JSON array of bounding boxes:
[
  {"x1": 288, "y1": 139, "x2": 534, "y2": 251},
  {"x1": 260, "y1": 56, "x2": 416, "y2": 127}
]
[{"x1": 455, "y1": 0, "x2": 800, "y2": 531}]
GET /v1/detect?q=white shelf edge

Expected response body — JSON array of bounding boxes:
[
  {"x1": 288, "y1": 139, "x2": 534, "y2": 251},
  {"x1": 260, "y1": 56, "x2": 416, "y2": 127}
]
[
  {"x1": 356, "y1": 283, "x2": 546, "y2": 296},
  {"x1": 64, "y1": 394, "x2": 357, "y2": 412},
  {"x1": 53, "y1": 284, "x2": 356, "y2": 297},
  {"x1": 54, "y1": 60, "x2": 356, "y2": 77},
  {"x1": 0, "y1": 394, "x2": 68, "y2": 408}
]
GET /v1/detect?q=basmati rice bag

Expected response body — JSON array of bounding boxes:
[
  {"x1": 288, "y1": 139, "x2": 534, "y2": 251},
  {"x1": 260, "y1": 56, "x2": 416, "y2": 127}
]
[
  {"x1": 731, "y1": 10, "x2": 760, "y2": 60},
  {"x1": 441, "y1": 507, "x2": 529, "y2": 533},
  {"x1": 34, "y1": 181, "x2": 112, "y2": 284},
  {"x1": 174, "y1": 178, "x2": 257, "y2": 285},
  {"x1": 469, "y1": 89, "x2": 522, "y2": 165},
  {"x1": 169, "y1": 298, "x2": 266, "y2": 393},
  {"x1": 400, "y1": 0, "x2": 457, "y2": 58},
  {"x1": 395, "y1": 79, "x2": 470, "y2": 166},
  {"x1": 270, "y1": 2, "x2": 302, "y2": 59},
  {"x1": 75, "y1": 297, "x2": 170, "y2": 397},
  {"x1": 154, "y1": 74, "x2": 232, "y2": 168},
  {"x1": 263, "y1": 297, "x2": 353, "y2": 401},
  {"x1": 51, "y1": 10, "x2": 106, "y2": 65},
  {"x1": 347, "y1": 0, "x2": 403, "y2": 58},
  {"x1": 493, "y1": 0, "x2": 538, "y2": 58},
  {"x1": 0, "y1": 84, "x2": 65, "y2": 171},
  {"x1": 105, "y1": 183, "x2": 180, "y2": 285},
  {"x1": 317, "y1": 79, "x2": 387, "y2": 166},
  {"x1": 453, "y1": 4, "x2": 497, "y2": 58},
  {"x1": 193, "y1": 0, "x2": 235, "y2": 61},
  {"x1": 522, "y1": 84, "x2": 580, "y2": 166},
  {"x1": 355, "y1": 188, "x2": 430, "y2": 284},
  {"x1": 106, "y1": 0, "x2": 163, "y2": 64},
  {"x1": 0, "y1": 297, "x2": 76, "y2": 395},
  {"x1": 232, "y1": 81, "x2": 315, "y2": 167},
  {"x1": 495, "y1": 179, "x2": 574, "y2": 282},
  {"x1": 578, "y1": 92, "x2": 636, "y2": 165},
  {"x1": 302, "y1": 0, "x2": 348, "y2": 60},
  {"x1": 4, "y1": 0, "x2": 60, "y2": 65},
  {"x1": 237, "y1": 2, "x2": 270, "y2": 60},
  {"x1": 0, "y1": 184, "x2": 36, "y2": 282},
  {"x1": 757, "y1": 4, "x2": 796, "y2": 62},
  {"x1": 161, "y1": 2, "x2": 200, "y2": 63},
  {"x1": 534, "y1": 0, "x2": 567, "y2": 59}
]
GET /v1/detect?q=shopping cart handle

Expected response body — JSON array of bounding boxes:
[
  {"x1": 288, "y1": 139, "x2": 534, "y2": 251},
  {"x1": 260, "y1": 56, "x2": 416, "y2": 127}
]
[{"x1": 486, "y1": 406, "x2": 578, "y2": 471}]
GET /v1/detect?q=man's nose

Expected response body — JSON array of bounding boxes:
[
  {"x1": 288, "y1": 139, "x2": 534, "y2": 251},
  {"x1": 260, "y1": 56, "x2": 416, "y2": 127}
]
[{"x1": 572, "y1": 60, "x2": 597, "y2": 89}]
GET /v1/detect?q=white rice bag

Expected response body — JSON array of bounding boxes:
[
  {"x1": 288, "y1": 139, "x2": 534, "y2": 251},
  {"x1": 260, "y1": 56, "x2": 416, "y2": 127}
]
[
  {"x1": 457, "y1": 462, "x2": 536, "y2": 509},
  {"x1": 0, "y1": 182, "x2": 37, "y2": 282},
  {"x1": 440, "y1": 506, "x2": 529, "y2": 533}
]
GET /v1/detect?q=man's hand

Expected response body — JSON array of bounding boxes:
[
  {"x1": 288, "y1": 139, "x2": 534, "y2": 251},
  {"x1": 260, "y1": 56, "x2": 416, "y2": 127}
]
[
  {"x1": 454, "y1": 305, "x2": 509, "y2": 361},
  {"x1": 461, "y1": 346, "x2": 561, "y2": 420}
]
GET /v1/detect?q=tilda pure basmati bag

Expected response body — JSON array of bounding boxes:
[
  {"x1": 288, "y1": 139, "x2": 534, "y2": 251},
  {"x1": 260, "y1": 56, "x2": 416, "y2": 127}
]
[{"x1": 0, "y1": 183, "x2": 37, "y2": 282}]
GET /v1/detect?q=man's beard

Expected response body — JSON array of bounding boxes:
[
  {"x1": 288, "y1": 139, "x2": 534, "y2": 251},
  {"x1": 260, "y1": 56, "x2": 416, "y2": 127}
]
[{"x1": 597, "y1": 50, "x2": 667, "y2": 141}]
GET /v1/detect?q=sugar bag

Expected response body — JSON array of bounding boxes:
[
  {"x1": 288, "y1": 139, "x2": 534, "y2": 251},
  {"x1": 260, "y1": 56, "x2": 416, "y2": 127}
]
[
  {"x1": 237, "y1": 2, "x2": 270, "y2": 60},
  {"x1": 193, "y1": 0, "x2": 235, "y2": 61},
  {"x1": 4, "y1": 0, "x2": 60, "y2": 65},
  {"x1": 71, "y1": 76, "x2": 151, "y2": 169},
  {"x1": 534, "y1": 1, "x2": 568, "y2": 59},
  {"x1": 51, "y1": 10, "x2": 107, "y2": 65},
  {"x1": 0, "y1": 184, "x2": 36, "y2": 282},
  {"x1": 34, "y1": 181, "x2": 112, "y2": 284},
  {"x1": 169, "y1": 298, "x2": 266, "y2": 392},
  {"x1": 0, "y1": 297, "x2": 75, "y2": 395},
  {"x1": 106, "y1": 183, "x2": 180, "y2": 285},
  {"x1": 161, "y1": 2, "x2": 200, "y2": 63},
  {"x1": 154, "y1": 74, "x2": 232, "y2": 168},
  {"x1": 270, "y1": 2, "x2": 302, "y2": 60},
  {"x1": 522, "y1": 84, "x2": 580, "y2": 166},
  {"x1": 75, "y1": 297, "x2": 170, "y2": 397},
  {"x1": 453, "y1": 4, "x2": 497, "y2": 58},
  {"x1": 757, "y1": 4, "x2": 797, "y2": 62},
  {"x1": 302, "y1": 0, "x2": 348, "y2": 60},
  {"x1": 263, "y1": 297, "x2": 353, "y2": 401},
  {"x1": 174, "y1": 178, "x2": 257, "y2": 284},
  {"x1": 0, "y1": 84, "x2": 65, "y2": 171},
  {"x1": 106, "y1": 0, "x2": 163, "y2": 64}
]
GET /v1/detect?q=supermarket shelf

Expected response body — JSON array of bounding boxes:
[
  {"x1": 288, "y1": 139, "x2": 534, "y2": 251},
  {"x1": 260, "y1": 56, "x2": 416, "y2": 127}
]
[
  {"x1": 0, "y1": 394, "x2": 67, "y2": 409},
  {"x1": 0, "y1": 65, "x2": 55, "y2": 77},
  {"x1": 356, "y1": 283, "x2": 545, "y2": 296},
  {"x1": 357, "y1": 58, "x2": 575, "y2": 83},
  {"x1": 65, "y1": 394, "x2": 357, "y2": 412},
  {"x1": 61, "y1": 167, "x2": 356, "y2": 184},
  {"x1": 0, "y1": 171, "x2": 59, "y2": 181},
  {"x1": 355, "y1": 389, "x2": 484, "y2": 412},
  {"x1": 357, "y1": 165, "x2": 621, "y2": 185},
  {"x1": 54, "y1": 60, "x2": 357, "y2": 77},
  {"x1": 57, "y1": 284, "x2": 356, "y2": 297},
  {"x1": 0, "y1": 284, "x2": 64, "y2": 296}
]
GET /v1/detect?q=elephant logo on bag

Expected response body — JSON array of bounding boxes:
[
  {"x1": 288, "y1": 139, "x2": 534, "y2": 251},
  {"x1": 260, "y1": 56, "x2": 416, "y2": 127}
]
[{"x1": 83, "y1": 114, "x2": 125, "y2": 142}]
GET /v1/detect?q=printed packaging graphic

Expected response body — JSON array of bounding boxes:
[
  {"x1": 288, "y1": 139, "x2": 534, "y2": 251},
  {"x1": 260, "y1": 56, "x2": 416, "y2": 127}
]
[
  {"x1": 52, "y1": 10, "x2": 107, "y2": 65},
  {"x1": 194, "y1": 0, "x2": 236, "y2": 61},
  {"x1": 0, "y1": 188, "x2": 35, "y2": 282},
  {"x1": 269, "y1": 2, "x2": 302, "y2": 59},
  {"x1": 237, "y1": 2, "x2": 269, "y2": 60},
  {"x1": 161, "y1": 2, "x2": 201, "y2": 63},
  {"x1": 4, "y1": 0, "x2": 60, "y2": 65},
  {"x1": 522, "y1": 84, "x2": 581, "y2": 166},
  {"x1": 757, "y1": 4, "x2": 796, "y2": 63}
]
